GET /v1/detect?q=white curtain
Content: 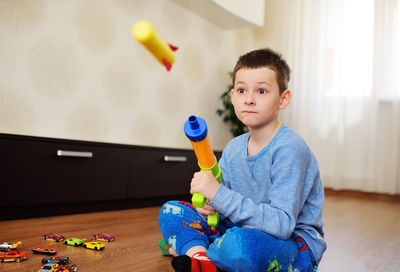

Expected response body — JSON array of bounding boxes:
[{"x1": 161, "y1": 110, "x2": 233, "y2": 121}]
[{"x1": 277, "y1": 0, "x2": 400, "y2": 194}]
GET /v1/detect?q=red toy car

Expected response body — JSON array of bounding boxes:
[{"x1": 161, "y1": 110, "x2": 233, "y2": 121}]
[
  {"x1": 92, "y1": 233, "x2": 115, "y2": 242},
  {"x1": 44, "y1": 234, "x2": 65, "y2": 242},
  {"x1": 0, "y1": 250, "x2": 28, "y2": 262},
  {"x1": 55, "y1": 264, "x2": 78, "y2": 272}
]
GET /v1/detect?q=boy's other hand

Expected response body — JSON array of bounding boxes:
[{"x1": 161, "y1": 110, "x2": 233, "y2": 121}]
[
  {"x1": 190, "y1": 171, "x2": 220, "y2": 201},
  {"x1": 196, "y1": 203, "x2": 216, "y2": 217}
]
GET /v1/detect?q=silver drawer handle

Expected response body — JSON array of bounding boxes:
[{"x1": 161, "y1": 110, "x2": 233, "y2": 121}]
[
  {"x1": 164, "y1": 155, "x2": 187, "y2": 162},
  {"x1": 57, "y1": 150, "x2": 93, "y2": 158}
]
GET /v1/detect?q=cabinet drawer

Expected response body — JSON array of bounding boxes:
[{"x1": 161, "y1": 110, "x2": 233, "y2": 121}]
[
  {"x1": 127, "y1": 149, "x2": 198, "y2": 198},
  {"x1": 1, "y1": 138, "x2": 129, "y2": 206}
]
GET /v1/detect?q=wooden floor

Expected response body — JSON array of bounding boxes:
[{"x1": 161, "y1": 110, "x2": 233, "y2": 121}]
[{"x1": 1, "y1": 190, "x2": 399, "y2": 272}]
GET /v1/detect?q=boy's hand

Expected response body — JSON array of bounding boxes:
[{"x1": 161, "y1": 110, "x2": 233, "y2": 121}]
[
  {"x1": 196, "y1": 203, "x2": 217, "y2": 217},
  {"x1": 190, "y1": 171, "x2": 220, "y2": 201}
]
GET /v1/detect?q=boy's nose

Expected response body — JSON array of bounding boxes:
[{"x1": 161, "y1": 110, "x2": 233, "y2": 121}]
[{"x1": 244, "y1": 94, "x2": 255, "y2": 105}]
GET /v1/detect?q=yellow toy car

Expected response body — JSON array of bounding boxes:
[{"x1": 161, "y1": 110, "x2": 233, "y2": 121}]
[{"x1": 82, "y1": 241, "x2": 105, "y2": 251}]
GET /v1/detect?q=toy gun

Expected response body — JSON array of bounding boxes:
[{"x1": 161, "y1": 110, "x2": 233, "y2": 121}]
[{"x1": 184, "y1": 115, "x2": 224, "y2": 226}]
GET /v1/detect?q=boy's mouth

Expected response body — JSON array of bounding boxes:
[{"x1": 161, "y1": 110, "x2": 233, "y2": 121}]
[{"x1": 243, "y1": 110, "x2": 256, "y2": 114}]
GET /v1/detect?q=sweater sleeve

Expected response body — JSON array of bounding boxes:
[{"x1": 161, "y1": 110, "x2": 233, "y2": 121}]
[{"x1": 210, "y1": 144, "x2": 310, "y2": 240}]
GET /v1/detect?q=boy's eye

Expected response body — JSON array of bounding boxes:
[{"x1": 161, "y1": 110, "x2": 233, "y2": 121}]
[
  {"x1": 258, "y1": 89, "x2": 267, "y2": 94},
  {"x1": 237, "y1": 88, "x2": 245, "y2": 94}
]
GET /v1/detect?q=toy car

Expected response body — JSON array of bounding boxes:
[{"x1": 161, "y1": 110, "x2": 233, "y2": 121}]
[
  {"x1": 32, "y1": 248, "x2": 57, "y2": 255},
  {"x1": 63, "y1": 238, "x2": 86, "y2": 246},
  {"x1": 0, "y1": 250, "x2": 28, "y2": 262},
  {"x1": 55, "y1": 264, "x2": 78, "y2": 272},
  {"x1": 0, "y1": 241, "x2": 21, "y2": 252},
  {"x1": 92, "y1": 233, "x2": 115, "y2": 242},
  {"x1": 42, "y1": 256, "x2": 69, "y2": 265},
  {"x1": 38, "y1": 262, "x2": 59, "y2": 272},
  {"x1": 44, "y1": 234, "x2": 65, "y2": 242},
  {"x1": 82, "y1": 241, "x2": 105, "y2": 251}
]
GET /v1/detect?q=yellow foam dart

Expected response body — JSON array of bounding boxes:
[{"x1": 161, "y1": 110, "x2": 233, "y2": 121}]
[
  {"x1": 132, "y1": 20, "x2": 178, "y2": 71},
  {"x1": 184, "y1": 115, "x2": 223, "y2": 227}
]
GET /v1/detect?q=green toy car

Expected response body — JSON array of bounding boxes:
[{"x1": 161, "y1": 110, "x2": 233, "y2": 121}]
[{"x1": 63, "y1": 238, "x2": 86, "y2": 246}]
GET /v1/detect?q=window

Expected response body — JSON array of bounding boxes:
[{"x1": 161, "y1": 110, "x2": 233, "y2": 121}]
[{"x1": 324, "y1": 0, "x2": 374, "y2": 97}]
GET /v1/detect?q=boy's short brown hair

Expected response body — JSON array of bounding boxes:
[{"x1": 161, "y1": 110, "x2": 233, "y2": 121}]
[{"x1": 232, "y1": 48, "x2": 291, "y2": 94}]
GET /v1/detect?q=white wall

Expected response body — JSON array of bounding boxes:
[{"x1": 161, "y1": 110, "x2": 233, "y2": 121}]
[{"x1": 0, "y1": 0, "x2": 258, "y2": 150}]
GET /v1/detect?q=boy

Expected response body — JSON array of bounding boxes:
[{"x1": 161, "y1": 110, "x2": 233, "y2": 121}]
[{"x1": 159, "y1": 48, "x2": 326, "y2": 272}]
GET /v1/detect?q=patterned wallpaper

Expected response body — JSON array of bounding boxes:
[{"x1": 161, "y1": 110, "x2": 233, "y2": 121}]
[{"x1": 0, "y1": 0, "x2": 257, "y2": 150}]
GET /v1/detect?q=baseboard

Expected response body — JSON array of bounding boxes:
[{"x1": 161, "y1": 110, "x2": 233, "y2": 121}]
[{"x1": 324, "y1": 188, "x2": 400, "y2": 202}]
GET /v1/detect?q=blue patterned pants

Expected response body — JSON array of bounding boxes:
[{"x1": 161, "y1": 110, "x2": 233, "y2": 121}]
[{"x1": 159, "y1": 200, "x2": 317, "y2": 272}]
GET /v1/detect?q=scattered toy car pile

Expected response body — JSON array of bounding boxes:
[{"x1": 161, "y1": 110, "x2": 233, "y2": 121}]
[{"x1": 0, "y1": 233, "x2": 115, "y2": 271}]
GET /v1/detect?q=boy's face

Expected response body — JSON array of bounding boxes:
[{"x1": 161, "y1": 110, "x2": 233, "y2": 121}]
[{"x1": 231, "y1": 67, "x2": 289, "y2": 130}]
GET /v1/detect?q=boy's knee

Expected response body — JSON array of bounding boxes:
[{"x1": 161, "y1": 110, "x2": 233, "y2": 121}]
[
  {"x1": 208, "y1": 227, "x2": 291, "y2": 272},
  {"x1": 160, "y1": 201, "x2": 184, "y2": 216},
  {"x1": 207, "y1": 227, "x2": 259, "y2": 271},
  {"x1": 159, "y1": 200, "x2": 198, "y2": 219}
]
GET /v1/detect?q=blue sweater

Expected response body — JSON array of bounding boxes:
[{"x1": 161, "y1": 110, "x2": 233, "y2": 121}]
[{"x1": 209, "y1": 125, "x2": 326, "y2": 264}]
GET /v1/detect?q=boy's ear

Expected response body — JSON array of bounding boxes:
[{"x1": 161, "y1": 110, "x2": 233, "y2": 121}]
[
  {"x1": 279, "y1": 90, "x2": 291, "y2": 110},
  {"x1": 230, "y1": 88, "x2": 234, "y2": 104}
]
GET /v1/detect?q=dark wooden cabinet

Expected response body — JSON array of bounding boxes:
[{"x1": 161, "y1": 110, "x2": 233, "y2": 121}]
[{"x1": 0, "y1": 133, "x2": 221, "y2": 220}]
